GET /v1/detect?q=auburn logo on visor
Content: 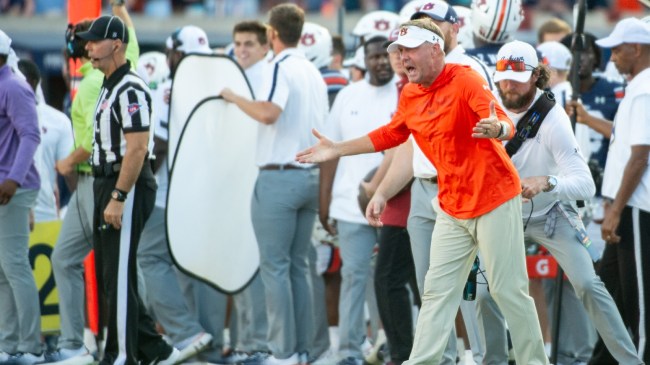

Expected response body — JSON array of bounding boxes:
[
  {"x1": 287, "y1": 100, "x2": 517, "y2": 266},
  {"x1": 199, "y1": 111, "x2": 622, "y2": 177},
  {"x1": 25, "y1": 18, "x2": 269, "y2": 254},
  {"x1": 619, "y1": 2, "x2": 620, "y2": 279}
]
[{"x1": 400, "y1": 27, "x2": 408, "y2": 36}]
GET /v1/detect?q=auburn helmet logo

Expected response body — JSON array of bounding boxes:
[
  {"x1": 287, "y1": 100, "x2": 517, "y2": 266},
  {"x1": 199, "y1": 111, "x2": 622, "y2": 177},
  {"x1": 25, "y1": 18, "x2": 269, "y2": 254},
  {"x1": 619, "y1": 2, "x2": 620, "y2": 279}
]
[
  {"x1": 301, "y1": 33, "x2": 316, "y2": 46},
  {"x1": 375, "y1": 19, "x2": 390, "y2": 31}
]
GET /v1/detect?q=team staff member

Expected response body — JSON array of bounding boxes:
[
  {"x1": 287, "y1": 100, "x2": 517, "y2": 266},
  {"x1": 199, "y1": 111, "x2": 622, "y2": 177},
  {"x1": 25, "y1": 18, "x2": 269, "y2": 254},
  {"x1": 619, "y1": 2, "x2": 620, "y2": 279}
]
[
  {"x1": 76, "y1": 16, "x2": 178, "y2": 365},
  {"x1": 595, "y1": 18, "x2": 650, "y2": 363},
  {"x1": 220, "y1": 4, "x2": 328, "y2": 364},
  {"x1": 0, "y1": 29, "x2": 43, "y2": 365},
  {"x1": 48, "y1": 2, "x2": 140, "y2": 363},
  {"x1": 476, "y1": 40, "x2": 642, "y2": 365},
  {"x1": 229, "y1": 20, "x2": 272, "y2": 364},
  {"x1": 297, "y1": 18, "x2": 548, "y2": 365}
]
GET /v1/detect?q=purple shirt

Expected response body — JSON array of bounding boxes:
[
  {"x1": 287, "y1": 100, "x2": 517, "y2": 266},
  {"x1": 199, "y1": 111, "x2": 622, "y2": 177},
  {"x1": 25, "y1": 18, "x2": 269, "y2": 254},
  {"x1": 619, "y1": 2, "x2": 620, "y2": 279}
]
[{"x1": 0, "y1": 64, "x2": 40, "y2": 189}]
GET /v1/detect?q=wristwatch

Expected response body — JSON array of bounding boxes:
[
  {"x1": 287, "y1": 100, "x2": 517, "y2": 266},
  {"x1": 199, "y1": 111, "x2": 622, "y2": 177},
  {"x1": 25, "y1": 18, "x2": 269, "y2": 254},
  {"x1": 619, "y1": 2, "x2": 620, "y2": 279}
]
[
  {"x1": 111, "y1": 189, "x2": 128, "y2": 202},
  {"x1": 543, "y1": 175, "x2": 558, "y2": 192}
]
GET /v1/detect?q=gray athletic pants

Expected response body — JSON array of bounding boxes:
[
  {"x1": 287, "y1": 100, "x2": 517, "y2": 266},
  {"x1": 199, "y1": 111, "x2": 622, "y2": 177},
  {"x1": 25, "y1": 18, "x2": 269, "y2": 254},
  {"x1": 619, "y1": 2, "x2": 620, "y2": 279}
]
[
  {"x1": 0, "y1": 189, "x2": 40, "y2": 355},
  {"x1": 476, "y1": 202, "x2": 642, "y2": 365},
  {"x1": 251, "y1": 168, "x2": 319, "y2": 359},
  {"x1": 176, "y1": 271, "x2": 228, "y2": 362},
  {"x1": 232, "y1": 273, "x2": 269, "y2": 353},
  {"x1": 137, "y1": 206, "x2": 204, "y2": 343},
  {"x1": 51, "y1": 175, "x2": 94, "y2": 350}
]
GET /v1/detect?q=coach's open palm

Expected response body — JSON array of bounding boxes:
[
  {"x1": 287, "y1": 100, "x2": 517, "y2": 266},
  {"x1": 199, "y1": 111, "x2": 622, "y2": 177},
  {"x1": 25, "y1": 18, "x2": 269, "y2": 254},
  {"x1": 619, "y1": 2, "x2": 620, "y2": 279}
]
[{"x1": 296, "y1": 129, "x2": 338, "y2": 164}]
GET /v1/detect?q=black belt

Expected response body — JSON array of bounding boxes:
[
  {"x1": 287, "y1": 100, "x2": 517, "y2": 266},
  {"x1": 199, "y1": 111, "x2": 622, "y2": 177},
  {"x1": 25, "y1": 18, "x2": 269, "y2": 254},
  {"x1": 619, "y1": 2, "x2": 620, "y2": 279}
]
[
  {"x1": 418, "y1": 176, "x2": 438, "y2": 184},
  {"x1": 92, "y1": 162, "x2": 121, "y2": 178},
  {"x1": 259, "y1": 164, "x2": 317, "y2": 171}
]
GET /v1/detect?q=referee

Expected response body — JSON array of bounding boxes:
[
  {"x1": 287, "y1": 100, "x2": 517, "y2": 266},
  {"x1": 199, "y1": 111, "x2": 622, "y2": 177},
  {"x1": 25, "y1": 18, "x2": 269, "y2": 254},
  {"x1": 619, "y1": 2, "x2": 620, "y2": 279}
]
[{"x1": 77, "y1": 16, "x2": 178, "y2": 365}]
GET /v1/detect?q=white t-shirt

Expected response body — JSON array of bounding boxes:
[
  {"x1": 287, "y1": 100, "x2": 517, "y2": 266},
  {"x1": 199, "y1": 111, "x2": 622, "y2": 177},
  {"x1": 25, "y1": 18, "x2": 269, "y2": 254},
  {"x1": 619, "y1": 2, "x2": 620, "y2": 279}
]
[
  {"x1": 412, "y1": 46, "x2": 495, "y2": 178},
  {"x1": 152, "y1": 79, "x2": 171, "y2": 208},
  {"x1": 245, "y1": 58, "x2": 269, "y2": 100},
  {"x1": 33, "y1": 102, "x2": 74, "y2": 222},
  {"x1": 256, "y1": 48, "x2": 328, "y2": 167},
  {"x1": 507, "y1": 89, "x2": 595, "y2": 217},
  {"x1": 602, "y1": 68, "x2": 650, "y2": 212},
  {"x1": 327, "y1": 79, "x2": 398, "y2": 224}
]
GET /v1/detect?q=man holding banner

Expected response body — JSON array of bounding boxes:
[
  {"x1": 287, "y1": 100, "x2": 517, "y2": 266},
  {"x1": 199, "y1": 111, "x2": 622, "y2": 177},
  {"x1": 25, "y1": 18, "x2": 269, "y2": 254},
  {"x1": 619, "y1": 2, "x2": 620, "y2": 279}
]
[{"x1": 221, "y1": 3, "x2": 328, "y2": 364}]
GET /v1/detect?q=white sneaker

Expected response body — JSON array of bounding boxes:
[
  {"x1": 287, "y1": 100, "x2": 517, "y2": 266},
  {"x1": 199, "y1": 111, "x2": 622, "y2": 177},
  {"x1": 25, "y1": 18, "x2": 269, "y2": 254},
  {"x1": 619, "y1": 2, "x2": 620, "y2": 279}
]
[
  {"x1": 0, "y1": 352, "x2": 10, "y2": 363},
  {"x1": 43, "y1": 346, "x2": 94, "y2": 365},
  {"x1": 155, "y1": 348, "x2": 180, "y2": 365},
  {"x1": 261, "y1": 353, "x2": 299, "y2": 365},
  {"x1": 176, "y1": 332, "x2": 213, "y2": 362},
  {"x1": 364, "y1": 330, "x2": 386, "y2": 365}
]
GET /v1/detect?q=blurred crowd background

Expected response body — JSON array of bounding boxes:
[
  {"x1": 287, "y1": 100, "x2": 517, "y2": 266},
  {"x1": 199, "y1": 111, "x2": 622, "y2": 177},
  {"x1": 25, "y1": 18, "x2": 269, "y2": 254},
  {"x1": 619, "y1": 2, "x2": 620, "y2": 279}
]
[{"x1": 1, "y1": 0, "x2": 648, "y2": 116}]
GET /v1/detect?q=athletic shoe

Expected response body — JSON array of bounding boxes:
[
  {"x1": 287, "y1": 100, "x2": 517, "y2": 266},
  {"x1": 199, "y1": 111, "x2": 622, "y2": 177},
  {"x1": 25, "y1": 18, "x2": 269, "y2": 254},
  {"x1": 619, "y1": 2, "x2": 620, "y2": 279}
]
[
  {"x1": 42, "y1": 346, "x2": 94, "y2": 365},
  {"x1": 1, "y1": 352, "x2": 44, "y2": 365},
  {"x1": 238, "y1": 351, "x2": 270, "y2": 365},
  {"x1": 176, "y1": 332, "x2": 213, "y2": 363},
  {"x1": 153, "y1": 348, "x2": 179, "y2": 365},
  {"x1": 335, "y1": 357, "x2": 362, "y2": 365},
  {"x1": 261, "y1": 353, "x2": 299, "y2": 365},
  {"x1": 364, "y1": 330, "x2": 386, "y2": 365},
  {"x1": 212, "y1": 349, "x2": 249, "y2": 364},
  {"x1": 298, "y1": 352, "x2": 308, "y2": 365},
  {"x1": 0, "y1": 353, "x2": 11, "y2": 363}
]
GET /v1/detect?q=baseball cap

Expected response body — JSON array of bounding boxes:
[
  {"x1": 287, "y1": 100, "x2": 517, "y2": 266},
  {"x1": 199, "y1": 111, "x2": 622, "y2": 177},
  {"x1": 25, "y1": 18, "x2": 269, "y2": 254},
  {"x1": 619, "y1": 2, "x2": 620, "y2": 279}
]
[
  {"x1": 76, "y1": 15, "x2": 129, "y2": 43},
  {"x1": 166, "y1": 25, "x2": 212, "y2": 55},
  {"x1": 386, "y1": 25, "x2": 445, "y2": 53},
  {"x1": 343, "y1": 46, "x2": 366, "y2": 70},
  {"x1": 0, "y1": 29, "x2": 11, "y2": 55},
  {"x1": 536, "y1": 41, "x2": 571, "y2": 71},
  {"x1": 493, "y1": 40, "x2": 539, "y2": 83},
  {"x1": 596, "y1": 17, "x2": 650, "y2": 48},
  {"x1": 411, "y1": 1, "x2": 458, "y2": 24}
]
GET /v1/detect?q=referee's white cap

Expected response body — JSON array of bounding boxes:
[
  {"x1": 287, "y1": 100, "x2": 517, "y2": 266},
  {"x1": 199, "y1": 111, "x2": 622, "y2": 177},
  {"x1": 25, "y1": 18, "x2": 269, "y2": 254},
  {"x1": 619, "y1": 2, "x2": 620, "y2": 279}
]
[{"x1": 166, "y1": 25, "x2": 212, "y2": 55}]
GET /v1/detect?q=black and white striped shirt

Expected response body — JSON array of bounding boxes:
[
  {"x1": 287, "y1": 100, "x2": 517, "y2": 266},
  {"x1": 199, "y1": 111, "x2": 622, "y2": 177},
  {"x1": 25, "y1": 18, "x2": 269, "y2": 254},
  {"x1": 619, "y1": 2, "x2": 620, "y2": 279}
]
[{"x1": 92, "y1": 63, "x2": 153, "y2": 166}]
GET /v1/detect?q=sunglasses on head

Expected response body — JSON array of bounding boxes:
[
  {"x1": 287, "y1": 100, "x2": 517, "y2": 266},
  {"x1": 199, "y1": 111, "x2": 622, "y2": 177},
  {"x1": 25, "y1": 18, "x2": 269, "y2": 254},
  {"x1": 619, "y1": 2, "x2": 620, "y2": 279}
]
[{"x1": 495, "y1": 59, "x2": 534, "y2": 72}]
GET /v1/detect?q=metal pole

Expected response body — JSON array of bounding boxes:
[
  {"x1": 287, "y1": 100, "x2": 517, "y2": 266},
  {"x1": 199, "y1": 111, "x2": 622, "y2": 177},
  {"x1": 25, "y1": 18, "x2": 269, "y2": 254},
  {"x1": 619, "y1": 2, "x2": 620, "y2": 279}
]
[{"x1": 550, "y1": 267, "x2": 564, "y2": 365}]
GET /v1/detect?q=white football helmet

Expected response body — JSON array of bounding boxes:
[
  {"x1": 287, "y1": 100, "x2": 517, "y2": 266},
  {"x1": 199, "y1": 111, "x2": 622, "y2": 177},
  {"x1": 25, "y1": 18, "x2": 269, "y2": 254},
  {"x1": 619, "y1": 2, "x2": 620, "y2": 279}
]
[
  {"x1": 453, "y1": 5, "x2": 474, "y2": 48},
  {"x1": 299, "y1": 22, "x2": 333, "y2": 70},
  {"x1": 136, "y1": 51, "x2": 170, "y2": 91},
  {"x1": 399, "y1": 0, "x2": 429, "y2": 23},
  {"x1": 471, "y1": 0, "x2": 524, "y2": 44},
  {"x1": 352, "y1": 10, "x2": 400, "y2": 39}
]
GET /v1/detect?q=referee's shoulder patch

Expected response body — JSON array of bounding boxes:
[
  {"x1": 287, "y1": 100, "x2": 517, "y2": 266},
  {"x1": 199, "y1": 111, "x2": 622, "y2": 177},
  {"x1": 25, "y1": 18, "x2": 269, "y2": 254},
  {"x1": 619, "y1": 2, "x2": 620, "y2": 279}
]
[{"x1": 127, "y1": 103, "x2": 142, "y2": 116}]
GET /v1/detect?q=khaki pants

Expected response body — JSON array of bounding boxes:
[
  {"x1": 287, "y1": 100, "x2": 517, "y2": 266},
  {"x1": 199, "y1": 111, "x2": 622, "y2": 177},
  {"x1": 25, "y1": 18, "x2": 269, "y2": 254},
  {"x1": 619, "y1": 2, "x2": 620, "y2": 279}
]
[{"x1": 404, "y1": 195, "x2": 548, "y2": 365}]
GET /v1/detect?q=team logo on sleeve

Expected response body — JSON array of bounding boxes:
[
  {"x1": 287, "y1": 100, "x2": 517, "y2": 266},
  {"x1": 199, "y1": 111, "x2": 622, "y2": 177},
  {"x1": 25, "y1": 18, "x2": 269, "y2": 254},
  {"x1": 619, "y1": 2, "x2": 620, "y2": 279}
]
[{"x1": 127, "y1": 103, "x2": 142, "y2": 116}]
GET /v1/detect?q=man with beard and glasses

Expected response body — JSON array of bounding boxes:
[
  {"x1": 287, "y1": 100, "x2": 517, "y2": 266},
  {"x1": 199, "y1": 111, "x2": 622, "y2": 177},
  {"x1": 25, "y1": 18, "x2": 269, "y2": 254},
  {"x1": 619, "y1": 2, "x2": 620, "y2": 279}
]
[
  {"x1": 297, "y1": 18, "x2": 549, "y2": 365},
  {"x1": 474, "y1": 40, "x2": 643, "y2": 365},
  {"x1": 318, "y1": 35, "x2": 397, "y2": 365}
]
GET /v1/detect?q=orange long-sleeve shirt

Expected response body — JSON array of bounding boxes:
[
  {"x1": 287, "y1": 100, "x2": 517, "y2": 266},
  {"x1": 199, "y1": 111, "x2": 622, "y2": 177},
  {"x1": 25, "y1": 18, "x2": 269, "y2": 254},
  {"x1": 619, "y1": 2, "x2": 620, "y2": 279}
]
[{"x1": 368, "y1": 64, "x2": 521, "y2": 219}]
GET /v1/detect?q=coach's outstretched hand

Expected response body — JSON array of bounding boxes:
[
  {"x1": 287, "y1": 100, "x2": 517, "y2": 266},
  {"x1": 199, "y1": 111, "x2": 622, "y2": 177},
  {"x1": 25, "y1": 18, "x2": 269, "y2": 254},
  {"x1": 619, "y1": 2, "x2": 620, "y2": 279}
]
[{"x1": 296, "y1": 129, "x2": 339, "y2": 163}]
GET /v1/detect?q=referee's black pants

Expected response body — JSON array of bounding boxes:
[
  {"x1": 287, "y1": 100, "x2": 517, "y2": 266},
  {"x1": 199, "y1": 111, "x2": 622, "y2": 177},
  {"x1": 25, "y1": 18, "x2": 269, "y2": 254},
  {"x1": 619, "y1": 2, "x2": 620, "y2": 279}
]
[
  {"x1": 590, "y1": 206, "x2": 650, "y2": 365},
  {"x1": 93, "y1": 163, "x2": 172, "y2": 365}
]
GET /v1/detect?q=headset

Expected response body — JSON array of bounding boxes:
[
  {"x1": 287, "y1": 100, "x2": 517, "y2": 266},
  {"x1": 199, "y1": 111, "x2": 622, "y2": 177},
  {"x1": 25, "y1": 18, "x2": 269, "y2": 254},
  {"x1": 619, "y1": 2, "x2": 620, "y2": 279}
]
[{"x1": 65, "y1": 23, "x2": 88, "y2": 60}]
